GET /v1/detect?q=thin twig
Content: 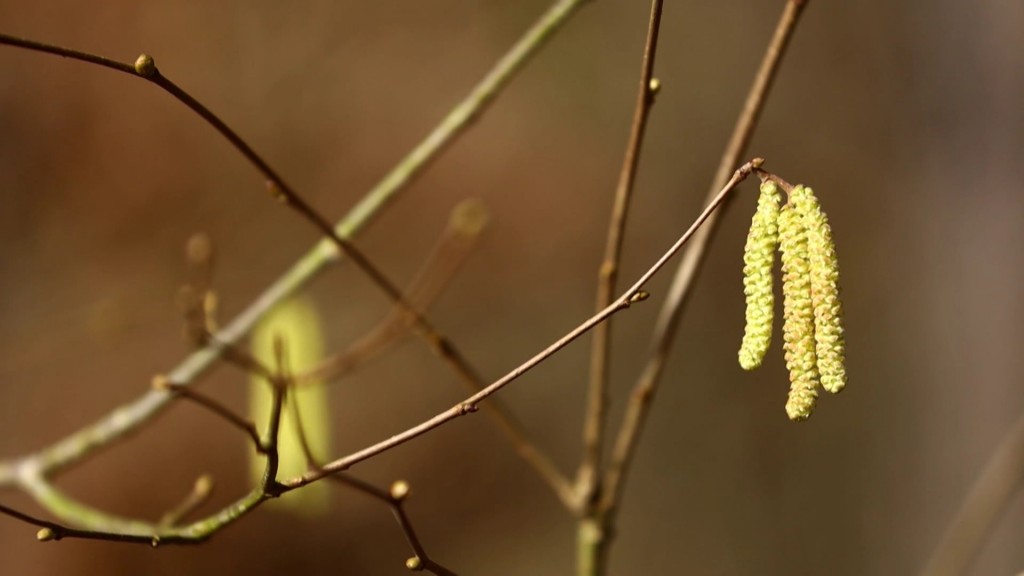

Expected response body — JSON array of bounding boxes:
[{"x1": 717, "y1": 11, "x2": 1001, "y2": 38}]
[
  {"x1": 0, "y1": 0, "x2": 588, "y2": 488},
  {"x1": 4, "y1": 1, "x2": 578, "y2": 506},
  {"x1": 158, "y1": 475, "x2": 215, "y2": 528},
  {"x1": 578, "y1": 0, "x2": 664, "y2": 510},
  {"x1": 290, "y1": 393, "x2": 456, "y2": 575},
  {"x1": 152, "y1": 376, "x2": 264, "y2": 451},
  {"x1": 296, "y1": 199, "x2": 488, "y2": 385},
  {"x1": 0, "y1": 364, "x2": 293, "y2": 545},
  {"x1": 919, "y1": 410, "x2": 1024, "y2": 576},
  {"x1": 602, "y1": 0, "x2": 809, "y2": 515},
  {"x1": 281, "y1": 160, "x2": 759, "y2": 490}
]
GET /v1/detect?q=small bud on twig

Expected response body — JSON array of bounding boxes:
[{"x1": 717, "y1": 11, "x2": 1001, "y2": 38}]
[
  {"x1": 134, "y1": 54, "x2": 156, "y2": 77},
  {"x1": 390, "y1": 480, "x2": 410, "y2": 501}
]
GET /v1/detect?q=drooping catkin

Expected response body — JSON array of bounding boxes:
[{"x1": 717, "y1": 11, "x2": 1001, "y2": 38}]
[
  {"x1": 778, "y1": 202, "x2": 819, "y2": 421},
  {"x1": 739, "y1": 180, "x2": 782, "y2": 370},
  {"x1": 790, "y1": 186, "x2": 846, "y2": 394}
]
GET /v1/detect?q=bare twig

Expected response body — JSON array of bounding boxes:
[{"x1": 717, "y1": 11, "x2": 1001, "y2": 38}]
[
  {"x1": 565, "y1": 3, "x2": 810, "y2": 574},
  {"x1": 296, "y1": 199, "x2": 488, "y2": 385},
  {"x1": 281, "y1": 160, "x2": 760, "y2": 490},
  {"x1": 579, "y1": 0, "x2": 664, "y2": 510},
  {"x1": 158, "y1": 475, "x2": 215, "y2": 528},
  {"x1": 289, "y1": 389, "x2": 456, "y2": 575},
  {"x1": 1, "y1": 0, "x2": 579, "y2": 505},
  {"x1": 602, "y1": 0, "x2": 809, "y2": 515},
  {"x1": 152, "y1": 375, "x2": 264, "y2": 451},
  {"x1": 0, "y1": 0, "x2": 588, "y2": 489},
  {"x1": 0, "y1": 357, "x2": 293, "y2": 545},
  {"x1": 920, "y1": 410, "x2": 1024, "y2": 576},
  {"x1": 183, "y1": 232, "x2": 218, "y2": 333}
]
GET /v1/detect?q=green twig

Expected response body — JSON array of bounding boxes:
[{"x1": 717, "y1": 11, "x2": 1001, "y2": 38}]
[{"x1": 0, "y1": 361, "x2": 290, "y2": 545}]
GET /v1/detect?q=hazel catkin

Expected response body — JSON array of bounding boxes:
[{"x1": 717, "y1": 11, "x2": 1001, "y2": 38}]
[
  {"x1": 739, "y1": 180, "x2": 782, "y2": 370},
  {"x1": 778, "y1": 202, "x2": 819, "y2": 421},
  {"x1": 790, "y1": 186, "x2": 846, "y2": 394}
]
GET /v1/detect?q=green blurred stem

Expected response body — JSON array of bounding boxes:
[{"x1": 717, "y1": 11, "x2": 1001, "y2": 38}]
[
  {"x1": 0, "y1": 0, "x2": 587, "y2": 488},
  {"x1": 16, "y1": 472, "x2": 268, "y2": 545}
]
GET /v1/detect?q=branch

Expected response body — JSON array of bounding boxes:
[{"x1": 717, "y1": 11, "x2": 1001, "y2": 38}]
[
  {"x1": 289, "y1": 387, "x2": 456, "y2": 575},
  {"x1": 280, "y1": 160, "x2": 761, "y2": 490},
  {"x1": 601, "y1": 0, "x2": 809, "y2": 515},
  {"x1": 578, "y1": 0, "x2": 664, "y2": 509},
  {"x1": 0, "y1": 357, "x2": 292, "y2": 545},
  {"x1": 296, "y1": 199, "x2": 489, "y2": 385},
  {"x1": 919, "y1": 410, "x2": 1024, "y2": 576},
  {"x1": 0, "y1": 0, "x2": 588, "y2": 487}
]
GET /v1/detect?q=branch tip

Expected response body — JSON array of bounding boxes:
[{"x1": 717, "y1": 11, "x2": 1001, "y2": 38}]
[
  {"x1": 390, "y1": 480, "x2": 411, "y2": 501},
  {"x1": 133, "y1": 54, "x2": 156, "y2": 77},
  {"x1": 194, "y1": 474, "x2": 214, "y2": 495},
  {"x1": 450, "y1": 198, "x2": 490, "y2": 236},
  {"x1": 186, "y1": 233, "x2": 213, "y2": 264},
  {"x1": 151, "y1": 374, "x2": 171, "y2": 391}
]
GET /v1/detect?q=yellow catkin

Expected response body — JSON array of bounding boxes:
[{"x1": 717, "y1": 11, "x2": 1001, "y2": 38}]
[
  {"x1": 778, "y1": 202, "x2": 819, "y2": 420},
  {"x1": 791, "y1": 186, "x2": 846, "y2": 394},
  {"x1": 739, "y1": 180, "x2": 782, "y2": 370}
]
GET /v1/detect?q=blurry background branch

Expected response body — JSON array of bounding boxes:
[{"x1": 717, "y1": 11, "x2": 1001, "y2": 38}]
[{"x1": 0, "y1": 0, "x2": 587, "y2": 490}]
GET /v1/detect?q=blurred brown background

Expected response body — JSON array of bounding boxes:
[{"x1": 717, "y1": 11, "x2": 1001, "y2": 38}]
[{"x1": 1, "y1": 1, "x2": 1022, "y2": 574}]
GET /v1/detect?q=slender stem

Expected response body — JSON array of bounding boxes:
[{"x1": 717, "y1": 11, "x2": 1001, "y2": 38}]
[
  {"x1": 292, "y1": 396, "x2": 456, "y2": 575},
  {"x1": 154, "y1": 377, "x2": 264, "y2": 451},
  {"x1": 297, "y1": 200, "x2": 487, "y2": 385},
  {"x1": 919, "y1": 411, "x2": 1024, "y2": 576},
  {"x1": 282, "y1": 161, "x2": 758, "y2": 490},
  {"x1": 0, "y1": 0, "x2": 587, "y2": 489},
  {"x1": 0, "y1": 370, "x2": 292, "y2": 545},
  {"x1": 578, "y1": 0, "x2": 664, "y2": 508},
  {"x1": 5, "y1": 467, "x2": 269, "y2": 545},
  {"x1": 0, "y1": 34, "x2": 133, "y2": 73},
  {"x1": 158, "y1": 475, "x2": 215, "y2": 528},
  {"x1": 601, "y1": 0, "x2": 809, "y2": 516}
]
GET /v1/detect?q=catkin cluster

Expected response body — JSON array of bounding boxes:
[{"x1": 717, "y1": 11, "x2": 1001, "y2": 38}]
[{"x1": 739, "y1": 181, "x2": 846, "y2": 421}]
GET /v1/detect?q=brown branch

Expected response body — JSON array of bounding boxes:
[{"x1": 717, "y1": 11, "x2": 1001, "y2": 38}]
[
  {"x1": 578, "y1": 0, "x2": 665, "y2": 509},
  {"x1": 152, "y1": 375, "x2": 265, "y2": 451},
  {"x1": 280, "y1": 160, "x2": 760, "y2": 491},
  {"x1": 0, "y1": 360, "x2": 294, "y2": 546},
  {"x1": 919, "y1": 410, "x2": 1024, "y2": 576},
  {"x1": 0, "y1": 0, "x2": 587, "y2": 491},
  {"x1": 1, "y1": 28, "x2": 570, "y2": 503},
  {"x1": 296, "y1": 199, "x2": 488, "y2": 386},
  {"x1": 601, "y1": 0, "x2": 809, "y2": 516},
  {"x1": 289, "y1": 392, "x2": 456, "y2": 575},
  {"x1": 150, "y1": 42, "x2": 579, "y2": 507}
]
